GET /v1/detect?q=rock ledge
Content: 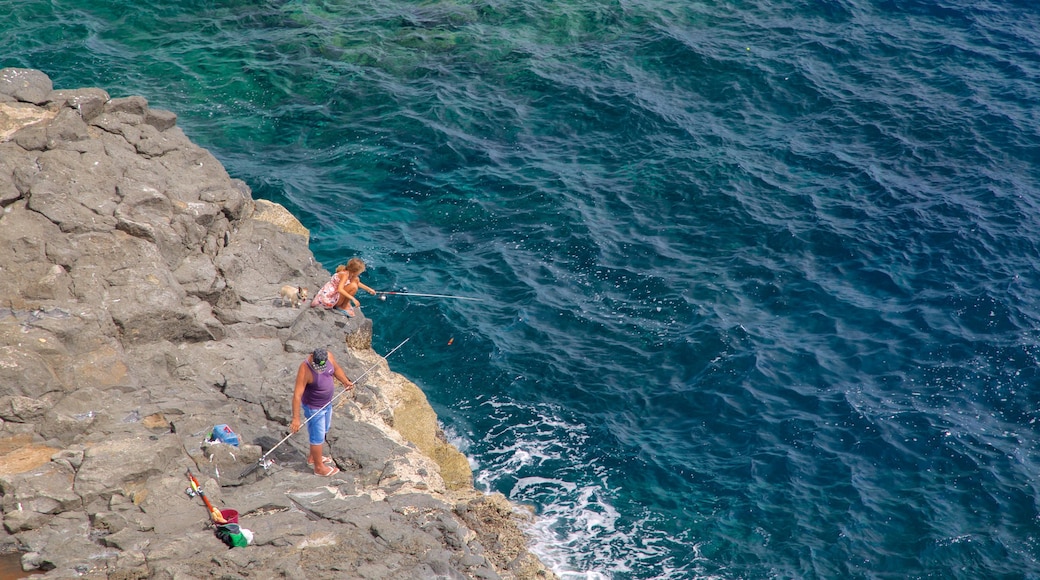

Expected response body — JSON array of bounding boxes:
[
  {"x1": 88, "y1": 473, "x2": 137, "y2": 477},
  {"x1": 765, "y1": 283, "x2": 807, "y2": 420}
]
[{"x1": 0, "y1": 68, "x2": 555, "y2": 580}]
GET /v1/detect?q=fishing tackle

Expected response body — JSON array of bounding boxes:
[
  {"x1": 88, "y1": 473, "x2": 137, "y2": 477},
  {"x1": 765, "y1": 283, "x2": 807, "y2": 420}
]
[
  {"x1": 186, "y1": 469, "x2": 225, "y2": 523},
  {"x1": 238, "y1": 337, "x2": 411, "y2": 478},
  {"x1": 376, "y1": 291, "x2": 482, "y2": 301}
]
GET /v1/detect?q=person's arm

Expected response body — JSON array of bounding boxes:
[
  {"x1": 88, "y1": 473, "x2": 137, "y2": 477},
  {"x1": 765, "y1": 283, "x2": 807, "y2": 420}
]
[
  {"x1": 359, "y1": 281, "x2": 376, "y2": 295},
  {"x1": 328, "y1": 352, "x2": 355, "y2": 389},
  {"x1": 290, "y1": 363, "x2": 310, "y2": 433},
  {"x1": 336, "y1": 274, "x2": 351, "y2": 299},
  {"x1": 336, "y1": 275, "x2": 363, "y2": 307}
]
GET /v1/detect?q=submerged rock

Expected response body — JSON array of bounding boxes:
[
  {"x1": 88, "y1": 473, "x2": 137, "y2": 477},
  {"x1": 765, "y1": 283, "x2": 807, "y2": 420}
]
[{"x1": 0, "y1": 67, "x2": 555, "y2": 580}]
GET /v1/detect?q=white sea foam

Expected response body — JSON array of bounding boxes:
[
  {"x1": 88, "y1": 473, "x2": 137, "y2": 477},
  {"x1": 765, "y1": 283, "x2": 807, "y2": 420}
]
[{"x1": 470, "y1": 397, "x2": 710, "y2": 579}]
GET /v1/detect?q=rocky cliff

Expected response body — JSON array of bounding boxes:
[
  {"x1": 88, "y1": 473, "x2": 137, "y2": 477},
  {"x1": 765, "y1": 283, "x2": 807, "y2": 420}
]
[{"x1": 0, "y1": 68, "x2": 554, "y2": 580}]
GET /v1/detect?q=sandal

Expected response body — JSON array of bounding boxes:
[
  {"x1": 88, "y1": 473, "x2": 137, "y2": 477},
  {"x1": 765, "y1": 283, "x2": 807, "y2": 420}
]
[
  {"x1": 333, "y1": 306, "x2": 355, "y2": 317},
  {"x1": 315, "y1": 466, "x2": 340, "y2": 477},
  {"x1": 307, "y1": 455, "x2": 334, "y2": 466}
]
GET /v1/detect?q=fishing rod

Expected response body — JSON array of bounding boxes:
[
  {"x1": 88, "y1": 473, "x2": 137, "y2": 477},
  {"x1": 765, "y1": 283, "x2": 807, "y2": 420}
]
[
  {"x1": 239, "y1": 336, "x2": 411, "y2": 478},
  {"x1": 376, "y1": 291, "x2": 483, "y2": 302},
  {"x1": 186, "y1": 469, "x2": 226, "y2": 523}
]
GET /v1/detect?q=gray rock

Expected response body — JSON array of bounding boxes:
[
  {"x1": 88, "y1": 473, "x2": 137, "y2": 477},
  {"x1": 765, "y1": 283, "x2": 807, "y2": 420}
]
[
  {"x1": 0, "y1": 68, "x2": 52, "y2": 105},
  {"x1": 145, "y1": 107, "x2": 178, "y2": 132},
  {"x1": 0, "y1": 70, "x2": 555, "y2": 580},
  {"x1": 0, "y1": 461, "x2": 79, "y2": 532},
  {"x1": 45, "y1": 108, "x2": 92, "y2": 147},
  {"x1": 0, "y1": 395, "x2": 51, "y2": 423},
  {"x1": 9, "y1": 122, "x2": 48, "y2": 151},
  {"x1": 25, "y1": 148, "x2": 121, "y2": 233},
  {"x1": 73, "y1": 433, "x2": 183, "y2": 505},
  {"x1": 0, "y1": 346, "x2": 62, "y2": 399},
  {"x1": 105, "y1": 95, "x2": 148, "y2": 117},
  {"x1": 49, "y1": 88, "x2": 110, "y2": 121}
]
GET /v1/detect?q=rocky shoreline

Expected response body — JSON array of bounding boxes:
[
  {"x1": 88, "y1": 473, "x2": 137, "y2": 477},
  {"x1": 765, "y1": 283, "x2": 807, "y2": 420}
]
[{"x1": 0, "y1": 68, "x2": 555, "y2": 579}]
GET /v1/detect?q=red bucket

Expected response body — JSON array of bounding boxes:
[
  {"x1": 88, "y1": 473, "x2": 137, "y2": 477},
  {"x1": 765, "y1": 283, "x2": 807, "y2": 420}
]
[{"x1": 220, "y1": 509, "x2": 239, "y2": 524}]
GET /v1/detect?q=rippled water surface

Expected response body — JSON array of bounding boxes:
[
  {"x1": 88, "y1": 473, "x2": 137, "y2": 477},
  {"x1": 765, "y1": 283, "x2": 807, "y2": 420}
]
[{"x1": 4, "y1": 1, "x2": 1040, "y2": 577}]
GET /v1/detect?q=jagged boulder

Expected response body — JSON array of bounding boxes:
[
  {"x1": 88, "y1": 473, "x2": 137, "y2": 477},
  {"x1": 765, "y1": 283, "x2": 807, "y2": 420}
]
[{"x1": 0, "y1": 68, "x2": 52, "y2": 105}]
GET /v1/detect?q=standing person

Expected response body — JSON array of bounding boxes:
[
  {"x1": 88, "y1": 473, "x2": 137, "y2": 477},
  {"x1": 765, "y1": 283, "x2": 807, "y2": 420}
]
[{"x1": 290, "y1": 348, "x2": 354, "y2": 476}]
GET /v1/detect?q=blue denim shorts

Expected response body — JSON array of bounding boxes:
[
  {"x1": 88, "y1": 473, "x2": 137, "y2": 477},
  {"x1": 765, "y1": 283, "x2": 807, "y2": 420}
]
[{"x1": 302, "y1": 403, "x2": 332, "y2": 445}]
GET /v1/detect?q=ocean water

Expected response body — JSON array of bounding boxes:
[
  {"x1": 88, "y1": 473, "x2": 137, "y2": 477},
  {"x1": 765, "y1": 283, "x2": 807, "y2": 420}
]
[{"x1": 4, "y1": 0, "x2": 1040, "y2": 577}]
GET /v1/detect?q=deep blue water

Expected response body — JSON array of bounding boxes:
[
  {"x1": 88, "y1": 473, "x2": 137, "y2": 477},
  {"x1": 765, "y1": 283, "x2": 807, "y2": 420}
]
[{"x1": 4, "y1": 1, "x2": 1040, "y2": 577}]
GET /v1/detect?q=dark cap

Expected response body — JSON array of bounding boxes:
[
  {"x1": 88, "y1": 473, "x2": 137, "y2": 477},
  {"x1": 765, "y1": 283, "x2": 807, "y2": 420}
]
[{"x1": 311, "y1": 348, "x2": 328, "y2": 365}]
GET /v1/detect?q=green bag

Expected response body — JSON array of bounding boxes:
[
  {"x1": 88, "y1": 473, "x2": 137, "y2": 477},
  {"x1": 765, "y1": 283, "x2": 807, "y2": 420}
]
[{"x1": 215, "y1": 523, "x2": 251, "y2": 548}]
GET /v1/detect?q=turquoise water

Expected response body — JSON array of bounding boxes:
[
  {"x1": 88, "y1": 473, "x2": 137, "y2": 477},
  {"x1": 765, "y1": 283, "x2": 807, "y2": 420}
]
[{"x1": 4, "y1": 1, "x2": 1040, "y2": 577}]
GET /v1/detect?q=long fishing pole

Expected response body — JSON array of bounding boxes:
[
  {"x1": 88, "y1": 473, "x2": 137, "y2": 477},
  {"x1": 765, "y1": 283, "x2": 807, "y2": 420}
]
[
  {"x1": 186, "y1": 469, "x2": 225, "y2": 522},
  {"x1": 376, "y1": 291, "x2": 483, "y2": 302},
  {"x1": 239, "y1": 336, "x2": 411, "y2": 478}
]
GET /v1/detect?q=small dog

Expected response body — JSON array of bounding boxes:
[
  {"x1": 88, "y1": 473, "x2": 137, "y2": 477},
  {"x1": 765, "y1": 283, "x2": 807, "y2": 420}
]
[{"x1": 279, "y1": 285, "x2": 308, "y2": 308}]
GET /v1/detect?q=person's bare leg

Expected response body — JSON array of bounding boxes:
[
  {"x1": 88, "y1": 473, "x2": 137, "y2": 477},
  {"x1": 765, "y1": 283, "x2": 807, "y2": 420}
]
[
  {"x1": 335, "y1": 293, "x2": 357, "y2": 315},
  {"x1": 310, "y1": 444, "x2": 330, "y2": 474}
]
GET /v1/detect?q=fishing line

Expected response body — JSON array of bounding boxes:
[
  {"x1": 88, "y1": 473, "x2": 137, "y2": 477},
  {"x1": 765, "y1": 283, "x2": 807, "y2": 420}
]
[
  {"x1": 239, "y1": 336, "x2": 412, "y2": 478},
  {"x1": 376, "y1": 291, "x2": 482, "y2": 301}
]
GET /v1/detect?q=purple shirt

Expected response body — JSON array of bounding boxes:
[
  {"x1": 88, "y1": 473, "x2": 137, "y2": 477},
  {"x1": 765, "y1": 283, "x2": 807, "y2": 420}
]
[{"x1": 301, "y1": 361, "x2": 336, "y2": 408}]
